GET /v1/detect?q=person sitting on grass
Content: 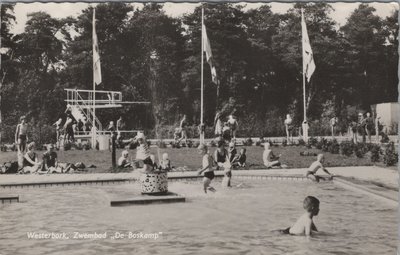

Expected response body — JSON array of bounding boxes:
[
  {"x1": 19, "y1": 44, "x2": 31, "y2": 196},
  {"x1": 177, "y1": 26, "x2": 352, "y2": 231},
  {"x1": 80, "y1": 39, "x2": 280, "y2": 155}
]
[
  {"x1": 228, "y1": 142, "x2": 237, "y2": 163},
  {"x1": 197, "y1": 144, "x2": 216, "y2": 193},
  {"x1": 159, "y1": 153, "x2": 171, "y2": 172},
  {"x1": 22, "y1": 142, "x2": 42, "y2": 174},
  {"x1": 173, "y1": 127, "x2": 182, "y2": 146},
  {"x1": 306, "y1": 154, "x2": 333, "y2": 182},
  {"x1": 118, "y1": 150, "x2": 132, "y2": 169},
  {"x1": 214, "y1": 140, "x2": 232, "y2": 187},
  {"x1": 38, "y1": 144, "x2": 61, "y2": 174},
  {"x1": 232, "y1": 148, "x2": 247, "y2": 168},
  {"x1": 276, "y1": 196, "x2": 320, "y2": 236},
  {"x1": 263, "y1": 142, "x2": 282, "y2": 169}
]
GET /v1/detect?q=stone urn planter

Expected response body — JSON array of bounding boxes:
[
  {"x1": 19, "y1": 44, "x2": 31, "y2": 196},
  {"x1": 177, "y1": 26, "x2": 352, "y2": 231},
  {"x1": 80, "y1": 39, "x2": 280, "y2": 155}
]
[{"x1": 140, "y1": 171, "x2": 168, "y2": 195}]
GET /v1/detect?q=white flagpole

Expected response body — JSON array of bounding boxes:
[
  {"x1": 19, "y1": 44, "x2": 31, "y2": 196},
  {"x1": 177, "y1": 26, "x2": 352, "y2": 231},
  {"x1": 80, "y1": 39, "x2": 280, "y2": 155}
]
[
  {"x1": 92, "y1": 8, "x2": 96, "y2": 147},
  {"x1": 200, "y1": 7, "x2": 204, "y2": 143},
  {"x1": 301, "y1": 9, "x2": 308, "y2": 141}
]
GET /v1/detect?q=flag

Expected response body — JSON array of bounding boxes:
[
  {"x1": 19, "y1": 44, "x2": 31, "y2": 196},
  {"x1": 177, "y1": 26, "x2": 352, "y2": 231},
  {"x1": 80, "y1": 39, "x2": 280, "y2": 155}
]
[
  {"x1": 301, "y1": 9, "x2": 316, "y2": 83},
  {"x1": 202, "y1": 23, "x2": 218, "y2": 84},
  {"x1": 93, "y1": 9, "x2": 102, "y2": 85}
]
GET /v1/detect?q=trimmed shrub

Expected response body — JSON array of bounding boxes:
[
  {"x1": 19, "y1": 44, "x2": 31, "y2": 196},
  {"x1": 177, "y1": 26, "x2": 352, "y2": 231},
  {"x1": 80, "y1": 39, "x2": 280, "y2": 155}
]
[
  {"x1": 354, "y1": 143, "x2": 368, "y2": 158},
  {"x1": 316, "y1": 138, "x2": 327, "y2": 150},
  {"x1": 369, "y1": 144, "x2": 381, "y2": 163},
  {"x1": 339, "y1": 142, "x2": 354, "y2": 156},
  {"x1": 298, "y1": 138, "x2": 306, "y2": 146},
  {"x1": 383, "y1": 142, "x2": 398, "y2": 166},
  {"x1": 308, "y1": 137, "x2": 318, "y2": 148},
  {"x1": 328, "y1": 139, "x2": 340, "y2": 154}
]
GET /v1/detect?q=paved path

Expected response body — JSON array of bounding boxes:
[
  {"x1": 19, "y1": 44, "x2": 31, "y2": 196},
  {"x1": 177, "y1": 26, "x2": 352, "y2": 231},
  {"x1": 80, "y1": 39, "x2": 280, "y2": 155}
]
[{"x1": 0, "y1": 166, "x2": 397, "y2": 189}]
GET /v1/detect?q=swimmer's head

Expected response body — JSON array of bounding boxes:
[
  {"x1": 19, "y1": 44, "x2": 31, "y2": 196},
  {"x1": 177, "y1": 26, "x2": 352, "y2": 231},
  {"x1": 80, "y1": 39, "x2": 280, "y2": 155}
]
[
  {"x1": 20, "y1": 115, "x2": 26, "y2": 122},
  {"x1": 122, "y1": 150, "x2": 129, "y2": 157},
  {"x1": 162, "y1": 153, "x2": 169, "y2": 161},
  {"x1": 317, "y1": 154, "x2": 324, "y2": 162},
  {"x1": 229, "y1": 142, "x2": 235, "y2": 149},
  {"x1": 286, "y1": 114, "x2": 291, "y2": 119},
  {"x1": 303, "y1": 196, "x2": 320, "y2": 215},
  {"x1": 240, "y1": 148, "x2": 246, "y2": 154}
]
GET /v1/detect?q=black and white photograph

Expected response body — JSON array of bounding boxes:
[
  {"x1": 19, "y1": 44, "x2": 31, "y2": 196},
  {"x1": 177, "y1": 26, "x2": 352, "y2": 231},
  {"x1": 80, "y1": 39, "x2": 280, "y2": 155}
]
[{"x1": 0, "y1": 1, "x2": 398, "y2": 254}]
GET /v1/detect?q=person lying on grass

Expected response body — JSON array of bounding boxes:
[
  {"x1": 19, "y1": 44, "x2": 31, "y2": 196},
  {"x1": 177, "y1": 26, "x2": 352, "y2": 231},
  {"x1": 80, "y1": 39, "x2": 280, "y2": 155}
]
[
  {"x1": 275, "y1": 196, "x2": 320, "y2": 236},
  {"x1": 197, "y1": 144, "x2": 216, "y2": 193},
  {"x1": 306, "y1": 154, "x2": 334, "y2": 182}
]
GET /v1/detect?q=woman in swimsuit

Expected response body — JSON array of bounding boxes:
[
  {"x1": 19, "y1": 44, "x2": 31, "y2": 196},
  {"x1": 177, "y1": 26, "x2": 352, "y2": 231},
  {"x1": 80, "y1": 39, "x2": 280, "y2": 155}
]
[
  {"x1": 214, "y1": 140, "x2": 232, "y2": 187},
  {"x1": 23, "y1": 142, "x2": 42, "y2": 173}
]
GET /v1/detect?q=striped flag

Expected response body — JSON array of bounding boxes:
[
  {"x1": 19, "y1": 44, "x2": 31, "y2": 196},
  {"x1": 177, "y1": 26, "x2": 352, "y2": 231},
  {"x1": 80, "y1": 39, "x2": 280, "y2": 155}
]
[
  {"x1": 301, "y1": 9, "x2": 316, "y2": 82},
  {"x1": 93, "y1": 9, "x2": 102, "y2": 86},
  {"x1": 202, "y1": 23, "x2": 218, "y2": 84}
]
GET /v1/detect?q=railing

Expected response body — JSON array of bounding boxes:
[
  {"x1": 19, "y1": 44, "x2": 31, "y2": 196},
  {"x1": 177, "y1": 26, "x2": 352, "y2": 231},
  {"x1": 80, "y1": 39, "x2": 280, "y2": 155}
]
[
  {"x1": 75, "y1": 92, "x2": 103, "y2": 131},
  {"x1": 65, "y1": 89, "x2": 122, "y2": 105}
]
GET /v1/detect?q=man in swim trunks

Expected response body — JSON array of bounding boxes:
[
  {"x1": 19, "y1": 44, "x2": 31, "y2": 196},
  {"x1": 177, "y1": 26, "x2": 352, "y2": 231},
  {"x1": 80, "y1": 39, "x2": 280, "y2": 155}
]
[
  {"x1": 15, "y1": 115, "x2": 28, "y2": 154},
  {"x1": 306, "y1": 154, "x2": 333, "y2": 182},
  {"x1": 197, "y1": 144, "x2": 216, "y2": 193}
]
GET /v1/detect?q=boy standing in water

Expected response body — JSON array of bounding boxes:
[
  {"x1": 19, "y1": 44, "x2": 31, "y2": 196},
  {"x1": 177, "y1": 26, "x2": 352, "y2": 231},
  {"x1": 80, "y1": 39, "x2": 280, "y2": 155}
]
[
  {"x1": 279, "y1": 196, "x2": 320, "y2": 236},
  {"x1": 306, "y1": 154, "x2": 333, "y2": 182},
  {"x1": 197, "y1": 144, "x2": 216, "y2": 193}
]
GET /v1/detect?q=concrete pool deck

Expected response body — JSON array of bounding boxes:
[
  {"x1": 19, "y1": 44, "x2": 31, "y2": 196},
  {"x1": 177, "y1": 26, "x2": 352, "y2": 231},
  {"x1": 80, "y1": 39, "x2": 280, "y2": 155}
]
[{"x1": 0, "y1": 166, "x2": 397, "y2": 188}]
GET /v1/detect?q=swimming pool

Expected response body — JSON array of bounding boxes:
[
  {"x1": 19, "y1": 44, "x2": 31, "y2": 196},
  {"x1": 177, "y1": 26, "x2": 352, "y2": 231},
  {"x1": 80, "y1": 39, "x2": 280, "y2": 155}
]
[{"x1": 0, "y1": 179, "x2": 396, "y2": 255}]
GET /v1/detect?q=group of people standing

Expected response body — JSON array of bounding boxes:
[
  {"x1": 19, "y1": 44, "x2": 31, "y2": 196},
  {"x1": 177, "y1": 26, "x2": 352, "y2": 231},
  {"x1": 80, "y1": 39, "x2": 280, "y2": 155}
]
[{"x1": 285, "y1": 111, "x2": 385, "y2": 144}]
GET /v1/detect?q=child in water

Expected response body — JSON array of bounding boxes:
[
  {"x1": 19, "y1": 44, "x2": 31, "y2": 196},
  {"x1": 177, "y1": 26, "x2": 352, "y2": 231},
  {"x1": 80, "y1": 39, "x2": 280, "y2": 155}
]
[
  {"x1": 278, "y1": 196, "x2": 320, "y2": 236},
  {"x1": 197, "y1": 144, "x2": 216, "y2": 193},
  {"x1": 306, "y1": 154, "x2": 333, "y2": 182}
]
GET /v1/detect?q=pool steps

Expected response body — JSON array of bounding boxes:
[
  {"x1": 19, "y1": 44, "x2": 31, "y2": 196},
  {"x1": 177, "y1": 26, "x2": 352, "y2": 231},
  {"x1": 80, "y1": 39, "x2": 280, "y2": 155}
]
[
  {"x1": 110, "y1": 192, "x2": 185, "y2": 206},
  {"x1": 0, "y1": 195, "x2": 19, "y2": 203}
]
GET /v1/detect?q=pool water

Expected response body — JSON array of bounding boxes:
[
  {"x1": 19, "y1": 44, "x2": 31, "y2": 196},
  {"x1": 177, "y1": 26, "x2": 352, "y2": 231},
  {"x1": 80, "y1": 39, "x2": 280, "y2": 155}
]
[{"x1": 0, "y1": 180, "x2": 397, "y2": 255}]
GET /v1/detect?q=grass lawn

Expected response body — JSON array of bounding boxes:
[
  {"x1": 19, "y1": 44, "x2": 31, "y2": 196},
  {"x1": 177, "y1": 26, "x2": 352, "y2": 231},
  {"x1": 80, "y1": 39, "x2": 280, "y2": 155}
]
[{"x1": 1, "y1": 144, "x2": 393, "y2": 173}]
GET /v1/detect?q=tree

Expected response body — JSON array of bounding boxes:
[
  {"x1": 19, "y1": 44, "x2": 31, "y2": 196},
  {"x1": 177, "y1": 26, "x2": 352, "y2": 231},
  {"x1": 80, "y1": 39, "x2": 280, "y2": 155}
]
[{"x1": 341, "y1": 4, "x2": 391, "y2": 108}]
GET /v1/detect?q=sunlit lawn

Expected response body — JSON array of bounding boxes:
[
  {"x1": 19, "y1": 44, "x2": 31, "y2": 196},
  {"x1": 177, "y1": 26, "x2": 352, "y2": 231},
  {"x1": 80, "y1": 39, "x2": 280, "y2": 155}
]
[{"x1": 1, "y1": 144, "x2": 391, "y2": 173}]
